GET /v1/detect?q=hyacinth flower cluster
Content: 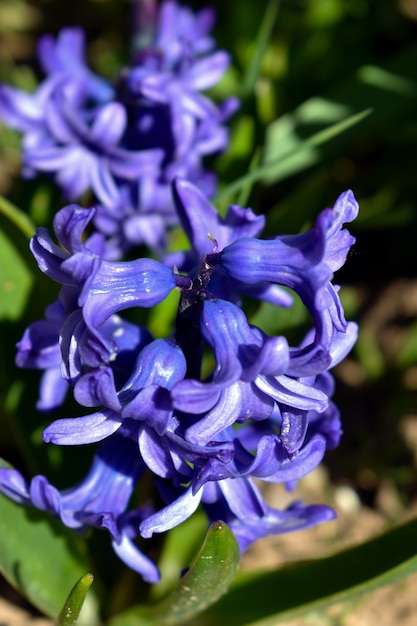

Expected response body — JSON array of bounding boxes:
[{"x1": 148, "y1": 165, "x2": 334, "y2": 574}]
[
  {"x1": 0, "y1": 175, "x2": 359, "y2": 583},
  {"x1": 0, "y1": 0, "x2": 237, "y2": 258}
]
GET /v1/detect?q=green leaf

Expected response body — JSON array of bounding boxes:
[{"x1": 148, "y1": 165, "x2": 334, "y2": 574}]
[
  {"x1": 216, "y1": 108, "x2": 372, "y2": 203},
  {"x1": 0, "y1": 463, "x2": 99, "y2": 625},
  {"x1": 0, "y1": 224, "x2": 33, "y2": 320},
  {"x1": 0, "y1": 194, "x2": 35, "y2": 321},
  {"x1": 395, "y1": 319, "x2": 417, "y2": 367},
  {"x1": 199, "y1": 515, "x2": 417, "y2": 626},
  {"x1": 0, "y1": 194, "x2": 35, "y2": 240},
  {"x1": 358, "y1": 65, "x2": 417, "y2": 97},
  {"x1": 242, "y1": 0, "x2": 281, "y2": 96},
  {"x1": 109, "y1": 521, "x2": 240, "y2": 626},
  {"x1": 149, "y1": 510, "x2": 208, "y2": 602},
  {"x1": 263, "y1": 97, "x2": 353, "y2": 165},
  {"x1": 355, "y1": 327, "x2": 385, "y2": 378},
  {"x1": 58, "y1": 573, "x2": 95, "y2": 626},
  {"x1": 154, "y1": 520, "x2": 240, "y2": 623}
]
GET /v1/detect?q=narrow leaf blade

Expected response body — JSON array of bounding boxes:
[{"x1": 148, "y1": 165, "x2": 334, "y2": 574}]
[
  {"x1": 58, "y1": 573, "x2": 95, "y2": 626},
  {"x1": 242, "y1": 0, "x2": 281, "y2": 96},
  {"x1": 199, "y1": 515, "x2": 417, "y2": 626},
  {"x1": 216, "y1": 108, "x2": 372, "y2": 202},
  {"x1": 0, "y1": 194, "x2": 35, "y2": 239},
  {"x1": 110, "y1": 521, "x2": 240, "y2": 626}
]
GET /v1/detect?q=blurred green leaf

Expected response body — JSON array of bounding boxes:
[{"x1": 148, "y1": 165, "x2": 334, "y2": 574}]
[
  {"x1": 355, "y1": 327, "x2": 385, "y2": 379},
  {"x1": 249, "y1": 292, "x2": 308, "y2": 336},
  {"x1": 216, "y1": 108, "x2": 372, "y2": 202},
  {"x1": 263, "y1": 96, "x2": 352, "y2": 165},
  {"x1": 199, "y1": 515, "x2": 417, "y2": 626},
  {"x1": 0, "y1": 225, "x2": 33, "y2": 320},
  {"x1": 395, "y1": 320, "x2": 417, "y2": 368},
  {"x1": 358, "y1": 65, "x2": 417, "y2": 98},
  {"x1": 147, "y1": 286, "x2": 180, "y2": 338},
  {"x1": 0, "y1": 461, "x2": 99, "y2": 624},
  {"x1": 58, "y1": 573, "x2": 95, "y2": 626},
  {"x1": 109, "y1": 521, "x2": 240, "y2": 626},
  {"x1": 0, "y1": 194, "x2": 35, "y2": 320},
  {"x1": 306, "y1": 0, "x2": 345, "y2": 28},
  {"x1": 242, "y1": 0, "x2": 281, "y2": 96},
  {"x1": 0, "y1": 0, "x2": 39, "y2": 33},
  {"x1": 0, "y1": 194, "x2": 35, "y2": 239}
]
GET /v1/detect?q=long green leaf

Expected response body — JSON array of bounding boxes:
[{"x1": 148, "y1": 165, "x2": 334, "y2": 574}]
[
  {"x1": 109, "y1": 521, "x2": 240, "y2": 626},
  {"x1": 216, "y1": 108, "x2": 372, "y2": 202},
  {"x1": 242, "y1": 0, "x2": 281, "y2": 96},
  {"x1": 199, "y1": 515, "x2": 417, "y2": 626}
]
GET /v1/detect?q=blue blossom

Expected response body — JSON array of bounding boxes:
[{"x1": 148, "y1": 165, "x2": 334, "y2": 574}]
[
  {"x1": 6, "y1": 185, "x2": 359, "y2": 579},
  {"x1": 22, "y1": 203, "x2": 178, "y2": 395},
  {"x1": 134, "y1": 389, "x2": 339, "y2": 549},
  {"x1": 36, "y1": 27, "x2": 114, "y2": 103},
  {"x1": 0, "y1": 3, "x2": 237, "y2": 258},
  {"x1": 26, "y1": 188, "x2": 357, "y2": 465},
  {"x1": 16, "y1": 299, "x2": 153, "y2": 411},
  {"x1": 0, "y1": 79, "x2": 54, "y2": 152},
  {"x1": 24, "y1": 93, "x2": 163, "y2": 206},
  {"x1": 141, "y1": 475, "x2": 336, "y2": 554},
  {"x1": 165, "y1": 177, "x2": 295, "y2": 307},
  {"x1": 0, "y1": 434, "x2": 160, "y2": 583},
  {"x1": 100, "y1": 0, "x2": 238, "y2": 256}
]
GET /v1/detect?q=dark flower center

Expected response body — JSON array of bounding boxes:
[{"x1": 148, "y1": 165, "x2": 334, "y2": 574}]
[{"x1": 174, "y1": 254, "x2": 218, "y2": 378}]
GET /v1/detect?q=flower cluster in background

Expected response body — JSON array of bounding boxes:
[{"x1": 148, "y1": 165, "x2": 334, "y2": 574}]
[
  {"x1": 0, "y1": 0, "x2": 238, "y2": 259},
  {"x1": 0, "y1": 0, "x2": 358, "y2": 587}
]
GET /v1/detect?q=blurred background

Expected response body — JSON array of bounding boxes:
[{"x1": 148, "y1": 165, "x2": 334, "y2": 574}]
[{"x1": 1, "y1": 0, "x2": 417, "y2": 623}]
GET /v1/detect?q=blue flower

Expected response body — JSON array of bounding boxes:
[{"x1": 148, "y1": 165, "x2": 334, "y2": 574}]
[
  {"x1": 42, "y1": 338, "x2": 187, "y2": 444},
  {"x1": 206, "y1": 189, "x2": 360, "y2": 376},
  {"x1": 127, "y1": 0, "x2": 233, "y2": 121},
  {"x1": 135, "y1": 384, "x2": 338, "y2": 548},
  {"x1": 101, "y1": 0, "x2": 239, "y2": 257},
  {"x1": 8, "y1": 185, "x2": 359, "y2": 579},
  {"x1": 141, "y1": 475, "x2": 335, "y2": 554},
  {"x1": 165, "y1": 177, "x2": 294, "y2": 307},
  {"x1": 0, "y1": 26, "x2": 111, "y2": 136},
  {"x1": 36, "y1": 27, "x2": 114, "y2": 103},
  {"x1": 29, "y1": 189, "x2": 357, "y2": 466},
  {"x1": 26, "y1": 82, "x2": 163, "y2": 205},
  {"x1": 26, "y1": 203, "x2": 178, "y2": 387},
  {"x1": 16, "y1": 298, "x2": 153, "y2": 412},
  {"x1": 0, "y1": 5, "x2": 237, "y2": 258},
  {"x1": 202, "y1": 480, "x2": 335, "y2": 553},
  {"x1": 0, "y1": 434, "x2": 160, "y2": 583}
]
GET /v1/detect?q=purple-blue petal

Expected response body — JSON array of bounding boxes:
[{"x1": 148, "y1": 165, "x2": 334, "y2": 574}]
[
  {"x1": 43, "y1": 409, "x2": 122, "y2": 445},
  {"x1": 140, "y1": 486, "x2": 202, "y2": 538}
]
